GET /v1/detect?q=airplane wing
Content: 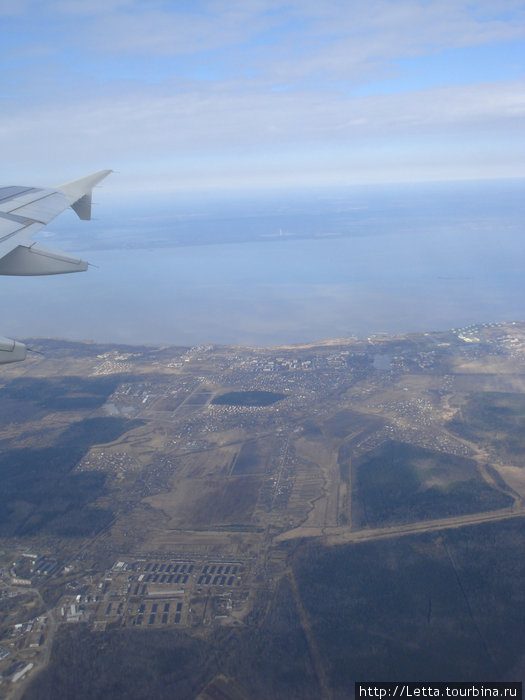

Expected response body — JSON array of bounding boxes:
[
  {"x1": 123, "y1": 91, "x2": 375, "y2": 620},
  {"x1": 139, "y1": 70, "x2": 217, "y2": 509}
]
[{"x1": 0, "y1": 170, "x2": 112, "y2": 363}]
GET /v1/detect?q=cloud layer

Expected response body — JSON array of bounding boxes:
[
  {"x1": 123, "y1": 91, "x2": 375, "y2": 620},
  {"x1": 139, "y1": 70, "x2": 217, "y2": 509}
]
[{"x1": 1, "y1": 0, "x2": 523, "y2": 190}]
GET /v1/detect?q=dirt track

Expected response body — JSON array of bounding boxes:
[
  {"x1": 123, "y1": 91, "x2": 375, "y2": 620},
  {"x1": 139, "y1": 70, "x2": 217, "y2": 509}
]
[{"x1": 275, "y1": 505, "x2": 525, "y2": 546}]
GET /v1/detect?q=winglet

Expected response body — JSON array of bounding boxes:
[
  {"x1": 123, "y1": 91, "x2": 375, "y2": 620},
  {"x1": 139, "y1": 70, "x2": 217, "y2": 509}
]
[{"x1": 57, "y1": 170, "x2": 112, "y2": 220}]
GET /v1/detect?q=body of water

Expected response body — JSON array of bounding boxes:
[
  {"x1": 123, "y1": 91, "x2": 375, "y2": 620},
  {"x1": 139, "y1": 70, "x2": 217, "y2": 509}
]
[{"x1": 2, "y1": 179, "x2": 524, "y2": 347}]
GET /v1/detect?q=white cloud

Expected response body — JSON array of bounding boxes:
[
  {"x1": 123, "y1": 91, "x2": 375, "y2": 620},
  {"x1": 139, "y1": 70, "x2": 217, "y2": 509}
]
[
  {"x1": 2, "y1": 79, "x2": 522, "y2": 146},
  {"x1": 64, "y1": 0, "x2": 525, "y2": 77},
  {"x1": 1, "y1": 77, "x2": 523, "y2": 189},
  {"x1": 1, "y1": 1, "x2": 523, "y2": 189},
  {"x1": 10, "y1": 1, "x2": 524, "y2": 80}
]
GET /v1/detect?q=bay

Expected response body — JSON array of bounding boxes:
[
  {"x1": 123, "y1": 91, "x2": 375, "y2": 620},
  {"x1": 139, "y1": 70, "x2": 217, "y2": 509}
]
[{"x1": 2, "y1": 179, "x2": 523, "y2": 347}]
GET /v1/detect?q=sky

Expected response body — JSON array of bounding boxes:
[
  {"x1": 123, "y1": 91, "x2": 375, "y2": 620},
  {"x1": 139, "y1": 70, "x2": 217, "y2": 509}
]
[{"x1": 1, "y1": 0, "x2": 524, "y2": 195}]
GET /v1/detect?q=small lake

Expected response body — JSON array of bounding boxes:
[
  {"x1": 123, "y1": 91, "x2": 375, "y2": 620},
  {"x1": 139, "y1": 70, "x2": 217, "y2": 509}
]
[{"x1": 373, "y1": 354, "x2": 392, "y2": 370}]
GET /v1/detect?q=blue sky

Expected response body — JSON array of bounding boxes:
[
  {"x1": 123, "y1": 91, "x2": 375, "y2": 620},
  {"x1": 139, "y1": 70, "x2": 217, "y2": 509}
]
[{"x1": 1, "y1": 0, "x2": 524, "y2": 193}]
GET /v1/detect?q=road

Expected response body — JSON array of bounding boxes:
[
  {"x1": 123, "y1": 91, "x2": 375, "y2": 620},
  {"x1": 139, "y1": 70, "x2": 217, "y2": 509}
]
[{"x1": 275, "y1": 505, "x2": 525, "y2": 545}]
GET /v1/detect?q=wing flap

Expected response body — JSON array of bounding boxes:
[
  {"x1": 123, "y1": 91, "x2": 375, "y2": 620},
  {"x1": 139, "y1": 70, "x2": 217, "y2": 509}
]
[
  {"x1": 0, "y1": 244, "x2": 88, "y2": 275},
  {"x1": 0, "y1": 221, "x2": 42, "y2": 259},
  {"x1": 0, "y1": 336, "x2": 27, "y2": 363}
]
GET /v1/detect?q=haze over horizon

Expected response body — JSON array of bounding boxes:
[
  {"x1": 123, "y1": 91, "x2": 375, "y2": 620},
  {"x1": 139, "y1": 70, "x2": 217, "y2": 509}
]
[{"x1": 1, "y1": 1, "x2": 524, "y2": 196}]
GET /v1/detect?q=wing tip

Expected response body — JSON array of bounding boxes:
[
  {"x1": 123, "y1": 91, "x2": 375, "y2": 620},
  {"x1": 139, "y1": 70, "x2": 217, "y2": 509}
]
[{"x1": 58, "y1": 170, "x2": 113, "y2": 220}]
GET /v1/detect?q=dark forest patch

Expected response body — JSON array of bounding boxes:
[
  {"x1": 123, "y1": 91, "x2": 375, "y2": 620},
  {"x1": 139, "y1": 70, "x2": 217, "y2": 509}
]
[
  {"x1": 293, "y1": 519, "x2": 525, "y2": 690},
  {"x1": 0, "y1": 417, "x2": 143, "y2": 537},
  {"x1": 448, "y1": 392, "x2": 525, "y2": 465},
  {"x1": 3, "y1": 375, "x2": 122, "y2": 411},
  {"x1": 352, "y1": 440, "x2": 512, "y2": 527}
]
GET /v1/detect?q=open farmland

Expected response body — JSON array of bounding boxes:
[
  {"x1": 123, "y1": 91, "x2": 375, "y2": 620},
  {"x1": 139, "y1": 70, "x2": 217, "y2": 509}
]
[{"x1": 0, "y1": 322, "x2": 522, "y2": 697}]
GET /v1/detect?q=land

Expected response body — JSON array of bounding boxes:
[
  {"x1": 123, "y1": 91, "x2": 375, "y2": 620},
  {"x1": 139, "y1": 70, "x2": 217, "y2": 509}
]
[{"x1": 0, "y1": 321, "x2": 523, "y2": 698}]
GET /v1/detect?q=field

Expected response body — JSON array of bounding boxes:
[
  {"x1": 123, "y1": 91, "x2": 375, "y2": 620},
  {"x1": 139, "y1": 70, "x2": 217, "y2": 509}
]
[
  {"x1": 0, "y1": 323, "x2": 523, "y2": 697},
  {"x1": 211, "y1": 391, "x2": 286, "y2": 407}
]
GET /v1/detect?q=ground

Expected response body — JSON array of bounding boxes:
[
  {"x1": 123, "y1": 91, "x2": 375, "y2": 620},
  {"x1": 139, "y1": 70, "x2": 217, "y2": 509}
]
[{"x1": 0, "y1": 322, "x2": 523, "y2": 698}]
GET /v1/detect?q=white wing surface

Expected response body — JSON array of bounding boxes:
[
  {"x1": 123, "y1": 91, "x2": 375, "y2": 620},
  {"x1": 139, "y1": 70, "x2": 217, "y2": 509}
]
[{"x1": 0, "y1": 170, "x2": 111, "y2": 363}]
